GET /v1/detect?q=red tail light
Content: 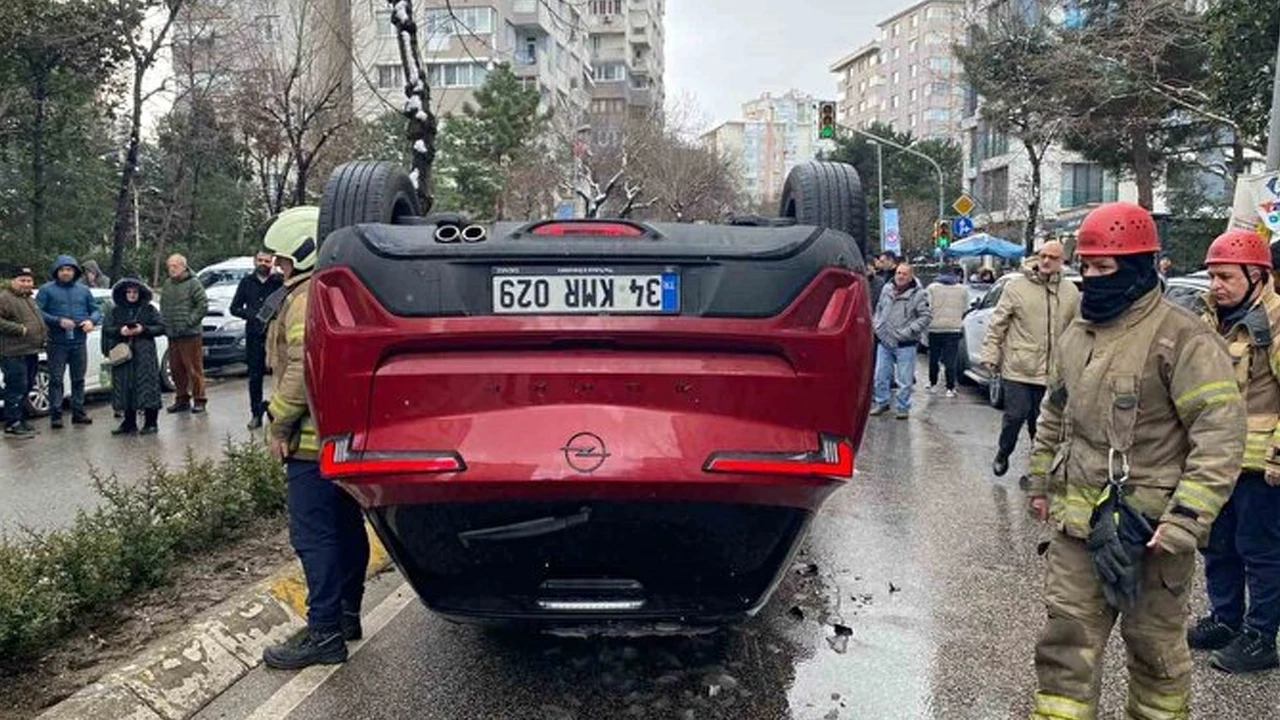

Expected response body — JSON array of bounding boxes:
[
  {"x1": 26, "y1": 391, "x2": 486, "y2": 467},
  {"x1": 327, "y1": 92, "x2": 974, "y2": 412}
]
[
  {"x1": 703, "y1": 434, "x2": 854, "y2": 479},
  {"x1": 529, "y1": 221, "x2": 645, "y2": 237},
  {"x1": 319, "y1": 435, "x2": 466, "y2": 479}
]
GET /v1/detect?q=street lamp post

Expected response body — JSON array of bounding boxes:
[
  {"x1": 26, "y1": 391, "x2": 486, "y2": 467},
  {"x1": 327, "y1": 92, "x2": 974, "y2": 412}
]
[
  {"x1": 840, "y1": 122, "x2": 946, "y2": 223},
  {"x1": 1267, "y1": 20, "x2": 1280, "y2": 171},
  {"x1": 868, "y1": 139, "x2": 885, "y2": 249}
]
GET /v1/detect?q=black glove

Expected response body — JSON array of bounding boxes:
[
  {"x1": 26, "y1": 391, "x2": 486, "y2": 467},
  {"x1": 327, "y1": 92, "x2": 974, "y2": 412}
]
[{"x1": 1086, "y1": 488, "x2": 1154, "y2": 611}]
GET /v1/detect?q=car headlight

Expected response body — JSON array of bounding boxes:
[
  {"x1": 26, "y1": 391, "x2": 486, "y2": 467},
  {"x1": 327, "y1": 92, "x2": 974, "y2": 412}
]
[{"x1": 222, "y1": 318, "x2": 246, "y2": 333}]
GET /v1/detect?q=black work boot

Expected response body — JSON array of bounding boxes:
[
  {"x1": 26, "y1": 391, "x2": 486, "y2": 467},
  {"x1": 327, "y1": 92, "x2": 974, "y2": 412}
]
[
  {"x1": 140, "y1": 409, "x2": 159, "y2": 435},
  {"x1": 1210, "y1": 629, "x2": 1279, "y2": 674},
  {"x1": 167, "y1": 400, "x2": 191, "y2": 414},
  {"x1": 71, "y1": 413, "x2": 92, "y2": 425},
  {"x1": 342, "y1": 612, "x2": 363, "y2": 642},
  {"x1": 49, "y1": 415, "x2": 63, "y2": 430},
  {"x1": 262, "y1": 628, "x2": 348, "y2": 670},
  {"x1": 111, "y1": 418, "x2": 138, "y2": 435},
  {"x1": 247, "y1": 415, "x2": 263, "y2": 430},
  {"x1": 192, "y1": 400, "x2": 207, "y2": 414},
  {"x1": 1188, "y1": 616, "x2": 1239, "y2": 651},
  {"x1": 992, "y1": 453, "x2": 1010, "y2": 477},
  {"x1": 4, "y1": 423, "x2": 34, "y2": 440}
]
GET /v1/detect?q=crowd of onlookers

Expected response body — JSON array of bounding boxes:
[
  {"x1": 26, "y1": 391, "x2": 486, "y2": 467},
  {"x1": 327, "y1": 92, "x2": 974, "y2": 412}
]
[{"x1": 0, "y1": 253, "x2": 267, "y2": 438}]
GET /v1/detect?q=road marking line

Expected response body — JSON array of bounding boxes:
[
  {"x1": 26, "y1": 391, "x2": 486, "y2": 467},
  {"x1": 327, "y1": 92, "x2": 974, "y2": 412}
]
[{"x1": 245, "y1": 581, "x2": 414, "y2": 720}]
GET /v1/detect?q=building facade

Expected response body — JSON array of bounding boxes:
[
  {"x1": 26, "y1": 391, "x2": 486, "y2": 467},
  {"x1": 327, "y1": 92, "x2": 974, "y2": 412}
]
[
  {"x1": 583, "y1": 0, "x2": 666, "y2": 122},
  {"x1": 829, "y1": 0, "x2": 966, "y2": 142},
  {"x1": 701, "y1": 90, "x2": 821, "y2": 209}
]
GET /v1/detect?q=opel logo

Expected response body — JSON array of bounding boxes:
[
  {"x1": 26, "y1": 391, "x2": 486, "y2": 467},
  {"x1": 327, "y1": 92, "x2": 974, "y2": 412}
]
[{"x1": 561, "y1": 432, "x2": 609, "y2": 473}]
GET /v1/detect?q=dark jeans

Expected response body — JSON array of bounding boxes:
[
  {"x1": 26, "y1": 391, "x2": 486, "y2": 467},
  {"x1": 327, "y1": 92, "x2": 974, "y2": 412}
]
[
  {"x1": 2, "y1": 354, "x2": 37, "y2": 426},
  {"x1": 286, "y1": 459, "x2": 370, "y2": 632},
  {"x1": 246, "y1": 332, "x2": 267, "y2": 417},
  {"x1": 1203, "y1": 471, "x2": 1280, "y2": 636},
  {"x1": 927, "y1": 332, "x2": 962, "y2": 390},
  {"x1": 47, "y1": 344, "x2": 87, "y2": 419},
  {"x1": 997, "y1": 379, "x2": 1045, "y2": 461}
]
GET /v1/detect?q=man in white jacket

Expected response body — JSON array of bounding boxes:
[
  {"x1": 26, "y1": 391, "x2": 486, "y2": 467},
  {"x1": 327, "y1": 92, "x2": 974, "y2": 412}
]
[{"x1": 925, "y1": 265, "x2": 970, "y2": 397}]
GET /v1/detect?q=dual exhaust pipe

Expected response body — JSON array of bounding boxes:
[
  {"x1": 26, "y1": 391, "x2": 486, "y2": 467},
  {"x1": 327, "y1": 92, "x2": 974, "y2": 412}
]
[{"x1": 434, "y1": 223, "x2": 487, "y2": 243}]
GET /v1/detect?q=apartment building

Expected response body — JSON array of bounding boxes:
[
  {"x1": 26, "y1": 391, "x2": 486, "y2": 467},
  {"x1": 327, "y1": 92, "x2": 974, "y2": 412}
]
[
  {"x1": 701, "y1": 90, "x2": 820, "y2": 208},
  {"x1": 354, "y1": 0, "x2": 593, "y2": 120},
  {"x1": 584, "y1": 0, "x2": 665, "y2": 122},
  {"x1": 829, "y1": 0, "x2": 966, "y2": 142},
  {"x1": 173, "y1": 1, "x2": 594, "y2": 123}
]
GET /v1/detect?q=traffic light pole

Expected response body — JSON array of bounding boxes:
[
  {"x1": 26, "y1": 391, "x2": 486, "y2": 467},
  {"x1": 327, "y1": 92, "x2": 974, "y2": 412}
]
[{"x1": 838, "y1": 123, "x2": 946, "y2": 223}]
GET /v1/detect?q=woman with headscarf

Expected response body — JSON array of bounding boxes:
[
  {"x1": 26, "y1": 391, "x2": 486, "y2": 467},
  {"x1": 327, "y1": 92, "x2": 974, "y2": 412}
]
[{"x1": 104, "y1": 277, "x2": 166, "y2": 435}]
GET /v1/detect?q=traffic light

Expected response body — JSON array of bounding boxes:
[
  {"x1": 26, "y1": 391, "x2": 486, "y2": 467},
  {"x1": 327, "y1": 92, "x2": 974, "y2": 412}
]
[
  {"x1": 818, "y1": 102, "x2": 836, "y2": 140},
  {"x1": 935, "y1": 220, "x2": 951, "y2": 249}
]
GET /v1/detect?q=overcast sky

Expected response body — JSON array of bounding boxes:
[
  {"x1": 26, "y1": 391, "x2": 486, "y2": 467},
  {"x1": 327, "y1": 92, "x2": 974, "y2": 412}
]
[{"x1": 665, "y1": 0, "x2": 910, "y2": 131}]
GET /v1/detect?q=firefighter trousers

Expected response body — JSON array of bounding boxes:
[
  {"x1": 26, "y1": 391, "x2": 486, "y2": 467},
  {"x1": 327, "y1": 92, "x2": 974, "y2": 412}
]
[{"x1": 1031, "y1": 531, "x2": 1196, "y2": 720}]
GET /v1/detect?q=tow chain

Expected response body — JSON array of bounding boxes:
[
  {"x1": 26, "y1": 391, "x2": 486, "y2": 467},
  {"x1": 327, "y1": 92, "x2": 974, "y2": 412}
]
[{"x1": 386, "y1": 0, "x2": 437, "y2": 213}]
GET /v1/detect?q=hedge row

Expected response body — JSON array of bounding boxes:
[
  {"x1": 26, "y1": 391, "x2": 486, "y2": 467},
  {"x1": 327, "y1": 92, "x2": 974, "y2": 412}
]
[{"x1": 0, "y1": 441, "x2": 286, "y2": 659}]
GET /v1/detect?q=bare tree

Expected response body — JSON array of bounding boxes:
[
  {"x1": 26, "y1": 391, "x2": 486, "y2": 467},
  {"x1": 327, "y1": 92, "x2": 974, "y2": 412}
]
[{"x1": 109, "y1": 0, "x2": 188, "y2": 281}]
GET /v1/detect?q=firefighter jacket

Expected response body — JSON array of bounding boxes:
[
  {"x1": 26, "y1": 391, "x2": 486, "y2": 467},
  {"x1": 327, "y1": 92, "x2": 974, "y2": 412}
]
[
  {"x1": 1026, "y1": 288, "x2": 1245, "y2": 552},
  {"x1": 1198, "y1": 279, "x2": 1280, "y2": 477},
  {"x1": 979, "y1": 259, "x2": 1080, "y2": 386},
  {"x1": 266, "y1": 272, "x2": 318, "y2": 461}
]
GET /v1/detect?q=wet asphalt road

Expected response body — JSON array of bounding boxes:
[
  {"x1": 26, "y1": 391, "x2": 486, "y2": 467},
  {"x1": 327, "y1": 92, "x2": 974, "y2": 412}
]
[
  {"x1": 0, "y1": 372, "x2": 256, "y2": 534},
  {"x1": 190, "y1": 374, "x2": 1280, "y2": 720}
]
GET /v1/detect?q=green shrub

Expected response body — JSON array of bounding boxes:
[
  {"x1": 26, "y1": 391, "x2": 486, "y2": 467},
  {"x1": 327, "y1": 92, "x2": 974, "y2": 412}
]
[{"x1": 0, "y1": 440, "x2": 286, "y2": 660}]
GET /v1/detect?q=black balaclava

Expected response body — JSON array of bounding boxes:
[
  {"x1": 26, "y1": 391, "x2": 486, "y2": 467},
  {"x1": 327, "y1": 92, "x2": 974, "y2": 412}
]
[
  {"x1": 1080, "y1": 252, "x2": 1160, "y2": 323},
  {"x1": 1215, "y1": 265, "x2": 1261, "y2": 329}
]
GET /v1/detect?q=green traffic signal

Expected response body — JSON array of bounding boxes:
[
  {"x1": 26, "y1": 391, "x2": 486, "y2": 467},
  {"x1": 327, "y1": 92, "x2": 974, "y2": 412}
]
[{"x1": 818, "y1": 102, "x2": 836, "y2": 139}]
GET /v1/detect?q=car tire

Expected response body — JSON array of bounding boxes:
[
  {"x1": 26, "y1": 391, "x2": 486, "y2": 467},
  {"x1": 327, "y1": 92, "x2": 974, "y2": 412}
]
[
  {"x1": 956, "y1": 332, "x2": 976, "y2": 387},
  {"x1": 318, "y1": 161, "x2": 421, "y2": 243},
  {"x1": 988, "y1": 373, "x2": 1005, "y2": 410},
  {"x1": 777, "y1": 161, "x2": 868, "y2": 262},
  {"x1": 160, "y1": 350, "x2": 174, "y2": 392},
  {"x1": 24, "y1": 362, "x2": 51, "y2": 418}
]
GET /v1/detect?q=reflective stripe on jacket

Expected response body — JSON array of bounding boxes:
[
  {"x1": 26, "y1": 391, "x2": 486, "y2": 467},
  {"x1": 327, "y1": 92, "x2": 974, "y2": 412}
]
[
  {"x1": 1198, "y1": 280, "x2": 1280, "y2": 472},
  {"x1": 1026, "y1": 289, "x2": 1244, "y2": 546},
  {"x1": 266, "y1": 273, "x2": 317, "y2": 460}
]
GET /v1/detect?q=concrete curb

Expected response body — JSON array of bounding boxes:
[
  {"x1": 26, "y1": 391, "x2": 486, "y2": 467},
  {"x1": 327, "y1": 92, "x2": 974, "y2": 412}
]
[{"x1": 37, "y1": 525, "x2": 392, "y2": 720}]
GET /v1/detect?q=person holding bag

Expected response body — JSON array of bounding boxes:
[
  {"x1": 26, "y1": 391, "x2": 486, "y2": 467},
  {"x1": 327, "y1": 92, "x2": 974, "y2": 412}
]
[{"x1": 104, "y1": 277, "x2": 166, "y2": 435}]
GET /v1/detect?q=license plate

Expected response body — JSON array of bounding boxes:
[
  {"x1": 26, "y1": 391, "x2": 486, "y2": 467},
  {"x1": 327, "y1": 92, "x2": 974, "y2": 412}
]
[{"x1": 491, "y1": 268, "x2": 679, "y2": 315}]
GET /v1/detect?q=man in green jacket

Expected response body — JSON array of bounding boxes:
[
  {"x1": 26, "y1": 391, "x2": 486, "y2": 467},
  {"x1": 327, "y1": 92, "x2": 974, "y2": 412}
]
[
  {"x1": 160, "y1": 254, "x2": 208, "y2": 413},
  {"x1": 1, "y1": 267, "x2": 47, "y2": 438}
]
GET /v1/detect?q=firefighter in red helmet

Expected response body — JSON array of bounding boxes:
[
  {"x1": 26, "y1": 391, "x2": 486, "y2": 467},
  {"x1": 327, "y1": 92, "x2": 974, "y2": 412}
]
[
  {"x1": 1185, "y1": 228, "x2": 1280, "y2": 674},
  {"x1": 1026, "y1": 202, "x2": 1244, "y2": 719}
]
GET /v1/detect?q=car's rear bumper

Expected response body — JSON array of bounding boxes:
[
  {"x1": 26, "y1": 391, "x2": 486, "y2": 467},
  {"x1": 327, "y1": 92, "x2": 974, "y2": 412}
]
[{"x1": 364, "y1": 497, "x2": 817, "y2": 625}]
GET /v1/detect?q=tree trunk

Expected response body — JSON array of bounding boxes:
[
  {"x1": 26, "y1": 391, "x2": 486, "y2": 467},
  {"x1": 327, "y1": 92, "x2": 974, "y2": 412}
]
[
  {"x1": 1024, "y1": 138, "x2": 1042, "y2": 252},
  {"x1": 111, "y1": 66, "x2": 146, "y2": 281},
  {"x1": 1231, "y1": 139, "x2": 1246, "y2": 180},
  {"x1": 1131, "y1": 126, "x2": 1155, "y2": 210},
  {"x1": 30, "y1": 70, "x2": 48, "y2": 250}
]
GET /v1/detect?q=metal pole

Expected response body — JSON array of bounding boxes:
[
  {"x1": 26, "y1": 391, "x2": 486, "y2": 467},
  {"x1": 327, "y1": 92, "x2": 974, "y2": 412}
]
[
  {"x1": 1267, "y1": 20, "x2": 1280, "y2": 171},
  {"x1": 875, "y1": 141, "x2": 884, "y2": 249},
  {"x1": 839, "y1": 122, "x2": 946, "y2": 221}
]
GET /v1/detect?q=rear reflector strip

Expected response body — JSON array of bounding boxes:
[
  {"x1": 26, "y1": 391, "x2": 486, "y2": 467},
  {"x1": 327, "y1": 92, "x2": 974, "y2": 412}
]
[
  {"x1": 537, "y1": 600, "x2": 646, "y2": 612},
  {"x1": 319, "y1": 436, "x2": 465, "y2": 479},
  {"x1": 703, "y1": 434, "x2": 854, "y2": 479},
  {"x1": 529, "y1": 221, "x2": 645, "y2": 237}
]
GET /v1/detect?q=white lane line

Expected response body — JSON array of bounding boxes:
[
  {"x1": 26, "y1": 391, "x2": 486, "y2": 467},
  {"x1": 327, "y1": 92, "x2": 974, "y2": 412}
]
[{"x1": 246, "y1": 581, "x2": 415, "y2": 720}]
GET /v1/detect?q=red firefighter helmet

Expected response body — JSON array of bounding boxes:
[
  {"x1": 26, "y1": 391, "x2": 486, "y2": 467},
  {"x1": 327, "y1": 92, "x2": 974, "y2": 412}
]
[
  {"x1": 1204, "y1": 228, "x2": 1272, "y2": 270},
  {"x1": 1075, "y1": 202, "x2": 1159, "y2": 257}
]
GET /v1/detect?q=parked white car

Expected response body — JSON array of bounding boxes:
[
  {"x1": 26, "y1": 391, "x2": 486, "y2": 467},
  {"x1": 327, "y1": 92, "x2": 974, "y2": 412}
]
[{"x1": 2, "y1": 288, "x2": 173, "y2": 417}]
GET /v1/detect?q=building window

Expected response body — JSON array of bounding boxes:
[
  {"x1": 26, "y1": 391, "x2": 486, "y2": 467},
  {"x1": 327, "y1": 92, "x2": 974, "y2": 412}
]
[
  {"x1": 926, "y1": 108, "x2": 951, "y2": 121},
  {"x1": 859, "y1": 80, "x2": 867, "y2": 92},
  {"x1": 909, "y1": 113, "x2": 917, "y2": 127},
  {"x1": 256, "y1": 15, "x2": 279, "y2": 42},
  {"x1": 373, "y1": 10, "x2": 396, "y2": 38},
  {"x1": 910, "y1": 64, "x2": 918, "y2": 78},
  {"x1": 592, "y1": 62, "x2": 626, "y2": 82},
  {"x1": 589, "y1": 0, "x2": 622, "y2": 14},
  {"x1": 909, "y1": 40, "x2": 918, "y2": 54},
  {"x1": 980, "y1": 167, "x2": 1009, "y2": 212},
  {"x1": 910, "y1": 13, "x2": 918, "y2": 28},
  {"x1": 427, "y1": 62, "x2": 489, "y2": 87},
  {"x1": 930, "y1": 80, "x2": 950, "y2": 96},
  {"x1": 892, "y1": 71, "x2": 900, "y2": 84},
  {"x1": 425, "y1": 7, "x2": 495, "y2": 36},
  {"x1": 891, "y1": 95, "x2": 899, "y2": 109},
  {"x1": 1060, "y1": 163, "x2": 1119, "y2": 208},
  {"x1": 893, "y1": 47, "x2": 901, "y2": 60},
  {"x1": 376, "y1": 64, "x2": 403, "y2": 89},
  {"x1": 909, "y1": 89, "x2": 917, "y2": 102},
  {"x1": 893, "y1": 22, "x2": 900, "y2": 37},
  {"x1": 928, "y1": 56, "x2": 952, "y2": 72}
]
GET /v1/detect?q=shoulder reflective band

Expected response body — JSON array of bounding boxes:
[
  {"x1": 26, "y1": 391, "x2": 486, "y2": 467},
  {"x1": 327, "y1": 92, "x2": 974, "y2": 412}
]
[
  {"x1": 319, "y1": 435, "x2": 465, "y2": 479},
  {"x1": 703, "y1": 434, "x2": 854, "y2": 479}
]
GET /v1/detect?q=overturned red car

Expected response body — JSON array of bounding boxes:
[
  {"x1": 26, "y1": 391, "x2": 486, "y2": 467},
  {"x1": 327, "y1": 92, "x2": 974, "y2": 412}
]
[{"x1": 305, "y1": 160, "x2": 873, "y2": 627}]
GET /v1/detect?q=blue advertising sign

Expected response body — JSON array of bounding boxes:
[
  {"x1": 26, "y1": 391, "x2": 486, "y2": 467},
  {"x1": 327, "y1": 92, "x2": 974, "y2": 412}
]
[{"x1": 882, "y1": 207, "x2": 900, "y2": 255}]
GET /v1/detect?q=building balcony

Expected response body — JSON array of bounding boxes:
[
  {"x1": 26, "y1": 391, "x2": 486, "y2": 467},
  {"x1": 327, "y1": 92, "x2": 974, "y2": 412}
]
[{"x1": 510, "y1": 0, "x2": 552, "y2": 32}]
